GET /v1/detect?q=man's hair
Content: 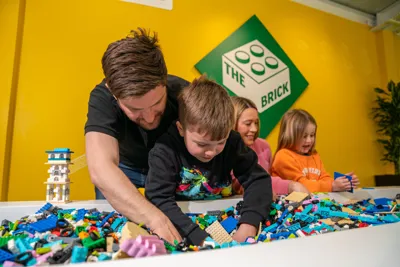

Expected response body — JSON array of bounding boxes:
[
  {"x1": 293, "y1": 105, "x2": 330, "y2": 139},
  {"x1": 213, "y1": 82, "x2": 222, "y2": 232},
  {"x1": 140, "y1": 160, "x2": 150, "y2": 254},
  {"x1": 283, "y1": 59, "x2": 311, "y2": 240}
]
[
  {"x1": 231, "y1": 96, "x2": 260, "y2": 140},
  {"x1": 178, "y1": 75, "x2": 235, "y2": 141},
  {"x1": 102, "y1": 28, "x2": 167, "y2": 98},
  {"x1": 277, "y1": 109, "x2": 317, "y2": 152}
]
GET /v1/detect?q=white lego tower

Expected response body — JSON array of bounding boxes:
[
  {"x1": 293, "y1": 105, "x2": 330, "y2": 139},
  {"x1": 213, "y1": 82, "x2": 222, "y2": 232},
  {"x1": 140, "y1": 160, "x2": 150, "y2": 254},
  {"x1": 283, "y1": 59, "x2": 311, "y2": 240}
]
[{"x1": 44, "y1": 148, "x2": 73, "y2": 203}]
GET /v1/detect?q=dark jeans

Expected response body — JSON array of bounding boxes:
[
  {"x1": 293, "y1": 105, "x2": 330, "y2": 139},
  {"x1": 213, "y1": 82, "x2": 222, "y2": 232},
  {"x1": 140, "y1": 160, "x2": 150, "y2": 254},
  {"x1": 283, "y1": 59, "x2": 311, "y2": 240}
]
[{"x1": 94, "y1": 163, "x2": 148, "y2": 200}]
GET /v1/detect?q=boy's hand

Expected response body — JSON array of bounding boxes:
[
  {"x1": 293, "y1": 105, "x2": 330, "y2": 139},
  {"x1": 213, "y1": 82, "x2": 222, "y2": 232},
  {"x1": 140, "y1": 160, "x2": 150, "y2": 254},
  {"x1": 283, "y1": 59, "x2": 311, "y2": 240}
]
[
  {"x1": 288, "y1": 181, "x2": 309, "y2": 194},
  {"x1": 148, "y1": 209, "x2": 182, "y2": 244},
  {"x1": 346, "y1": 172, "x2": 360, "y2": 189},
  {"x1": 232, "y1": 223, "x2": 257, "y2": 242},
  {"x1": 332, "y1": 177, "x2": 352, "y2": 192}
]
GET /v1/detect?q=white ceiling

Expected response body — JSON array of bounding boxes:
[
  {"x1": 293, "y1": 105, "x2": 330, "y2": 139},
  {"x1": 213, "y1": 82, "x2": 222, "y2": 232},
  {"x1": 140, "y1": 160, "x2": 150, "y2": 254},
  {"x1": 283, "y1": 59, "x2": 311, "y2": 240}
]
[
  {"x1": 292, "y1": 0, "x2": 400, "y2": 35},
  {"x1": 330, "y1": 0, "x2": 398, "y2": 15}
]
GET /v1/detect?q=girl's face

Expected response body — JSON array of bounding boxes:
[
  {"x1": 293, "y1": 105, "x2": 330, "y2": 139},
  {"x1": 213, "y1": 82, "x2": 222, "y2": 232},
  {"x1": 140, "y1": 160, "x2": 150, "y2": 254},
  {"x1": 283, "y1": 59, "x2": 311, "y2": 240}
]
[
  {"x1": 236, "y1": 108, "x2": 259, "y2": 146},
  {"x1": 296, "y1": 122, "x2": 316, "y2": 154}
]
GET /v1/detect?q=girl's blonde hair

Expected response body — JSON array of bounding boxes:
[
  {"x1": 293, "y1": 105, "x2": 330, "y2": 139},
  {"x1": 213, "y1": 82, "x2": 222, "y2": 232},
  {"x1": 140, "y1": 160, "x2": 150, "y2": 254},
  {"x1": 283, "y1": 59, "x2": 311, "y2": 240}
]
[
  {"x1": 277, "y1": 109, "x2": 317, "y2": 153},
  {"x1": 230, "y1": 96, "x2": 259, "y2": 139}
]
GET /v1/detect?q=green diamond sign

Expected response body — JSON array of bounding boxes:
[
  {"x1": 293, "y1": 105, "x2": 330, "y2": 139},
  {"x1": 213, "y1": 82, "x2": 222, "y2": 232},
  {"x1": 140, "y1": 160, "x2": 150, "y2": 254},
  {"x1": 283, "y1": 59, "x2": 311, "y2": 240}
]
[{"x1": 195, "y1": 15, "x2": 309, "y2": 138}]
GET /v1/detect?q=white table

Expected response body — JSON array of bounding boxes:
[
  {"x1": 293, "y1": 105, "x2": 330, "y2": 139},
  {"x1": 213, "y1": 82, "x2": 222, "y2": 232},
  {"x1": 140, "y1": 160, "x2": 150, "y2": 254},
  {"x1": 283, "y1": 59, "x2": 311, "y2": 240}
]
[{"x1": 1, "y1": 188, "x2": 399, "y2": 267}]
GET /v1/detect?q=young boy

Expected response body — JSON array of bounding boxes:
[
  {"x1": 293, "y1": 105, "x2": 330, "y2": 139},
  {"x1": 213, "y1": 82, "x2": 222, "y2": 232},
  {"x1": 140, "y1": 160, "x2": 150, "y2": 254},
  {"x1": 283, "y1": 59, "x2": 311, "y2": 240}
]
[{"x1": 145, "y1": 76, "x2": 272, "y2": 246}]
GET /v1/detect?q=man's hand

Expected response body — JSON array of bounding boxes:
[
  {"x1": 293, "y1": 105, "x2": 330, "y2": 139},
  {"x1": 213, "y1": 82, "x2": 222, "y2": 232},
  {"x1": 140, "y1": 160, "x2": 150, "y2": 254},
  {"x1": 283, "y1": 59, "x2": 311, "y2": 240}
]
[
  {"x1": 332, "y1": 177, "x2": 352, "y2": 192},
  {"x1": 232, "y1": 223, "x2": 257, "y2": 242},
  {"x1": 148, "y1": 208, "x2": 182, "y2": 244}
]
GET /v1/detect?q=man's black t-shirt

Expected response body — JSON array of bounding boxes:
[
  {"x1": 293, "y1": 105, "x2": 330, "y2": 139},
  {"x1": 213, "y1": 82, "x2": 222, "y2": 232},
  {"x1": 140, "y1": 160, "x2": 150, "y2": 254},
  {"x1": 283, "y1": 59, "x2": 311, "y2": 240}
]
[{"x1": 84, "y1": 75, "x2": 190, "y2": 170}]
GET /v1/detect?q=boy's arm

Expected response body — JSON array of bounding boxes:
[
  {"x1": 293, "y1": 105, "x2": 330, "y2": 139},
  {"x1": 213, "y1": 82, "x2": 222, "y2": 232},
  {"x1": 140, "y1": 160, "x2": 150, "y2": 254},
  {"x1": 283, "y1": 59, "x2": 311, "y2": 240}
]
[
  {"x1": 271, "y1": 150, "x2": 332, "y2": 192},
  {"x1": 233, "y1": 139, "x2": 272, "y2": 229},
  {"x1": 145, "y1": 144, "x2": 208, "y2": 245}
]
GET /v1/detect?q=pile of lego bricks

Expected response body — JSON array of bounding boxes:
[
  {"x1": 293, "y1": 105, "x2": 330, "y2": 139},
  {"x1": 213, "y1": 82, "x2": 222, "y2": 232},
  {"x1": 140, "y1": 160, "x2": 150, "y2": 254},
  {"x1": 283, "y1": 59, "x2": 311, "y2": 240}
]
[{"x1": 0, "y1": 192, "x2": 399, "y2": 265}]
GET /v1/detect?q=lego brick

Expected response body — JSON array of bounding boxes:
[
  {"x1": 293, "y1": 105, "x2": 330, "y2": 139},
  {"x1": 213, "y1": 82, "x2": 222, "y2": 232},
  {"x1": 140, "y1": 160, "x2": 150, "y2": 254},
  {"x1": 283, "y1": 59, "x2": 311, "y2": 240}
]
[
  {"x1": 220, "y1": 217, "x2": 238, "y2": 234},
  {"x1": 205, "y1": 221, "x2": 232, "y2": 245},
  {"x1": 119, "y1": 222, "x2": 150, "y2": 245},
  {"x1": 285, "y1": 192, "x2": 309, "y2": 202}
]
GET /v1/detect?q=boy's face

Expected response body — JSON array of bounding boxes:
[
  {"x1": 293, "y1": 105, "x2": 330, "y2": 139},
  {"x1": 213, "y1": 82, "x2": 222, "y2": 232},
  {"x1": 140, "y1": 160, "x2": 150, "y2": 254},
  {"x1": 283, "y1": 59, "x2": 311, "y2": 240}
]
[
  {"x1": 176, "y1": 122, "x2": 228, "y2": 163},
  {"x1": 296, "y1": 122, "x2": 316, "y2": 154}
]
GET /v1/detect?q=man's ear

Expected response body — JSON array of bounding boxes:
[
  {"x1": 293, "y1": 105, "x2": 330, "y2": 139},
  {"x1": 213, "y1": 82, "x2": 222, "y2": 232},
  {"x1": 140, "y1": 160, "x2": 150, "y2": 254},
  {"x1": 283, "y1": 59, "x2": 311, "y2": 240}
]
[{"x1": 176, "y1": 121, "x2": 184, "y2": 137}]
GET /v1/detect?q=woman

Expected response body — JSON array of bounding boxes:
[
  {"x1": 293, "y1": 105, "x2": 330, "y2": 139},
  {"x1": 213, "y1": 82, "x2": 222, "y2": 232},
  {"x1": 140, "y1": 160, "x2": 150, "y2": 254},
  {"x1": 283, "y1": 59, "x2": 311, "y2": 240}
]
[{"x1": 231, "y1": 96, "x2": 309, "y2": 196}]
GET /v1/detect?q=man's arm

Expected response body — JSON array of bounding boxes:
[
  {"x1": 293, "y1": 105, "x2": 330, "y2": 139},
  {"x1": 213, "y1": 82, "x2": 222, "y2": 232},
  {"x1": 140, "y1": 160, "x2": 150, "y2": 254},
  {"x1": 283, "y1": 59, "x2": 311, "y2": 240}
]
[{"x1": 85, "y1": 132, "x2": 182, "y2": 243}]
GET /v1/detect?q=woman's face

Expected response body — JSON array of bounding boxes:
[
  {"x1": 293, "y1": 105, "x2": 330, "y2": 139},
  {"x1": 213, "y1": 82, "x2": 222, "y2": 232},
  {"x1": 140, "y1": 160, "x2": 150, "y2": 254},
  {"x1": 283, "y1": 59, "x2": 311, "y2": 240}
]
[{"x1": 236, "y1": 108, "x2": 259, "y2": 146}]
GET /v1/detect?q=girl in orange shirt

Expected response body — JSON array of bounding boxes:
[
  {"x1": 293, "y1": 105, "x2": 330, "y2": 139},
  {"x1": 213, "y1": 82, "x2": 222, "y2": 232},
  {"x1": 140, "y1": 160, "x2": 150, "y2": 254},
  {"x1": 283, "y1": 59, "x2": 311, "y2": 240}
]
[{"x1": 271, "y1": 109, "x2": 359, "y2": 192}]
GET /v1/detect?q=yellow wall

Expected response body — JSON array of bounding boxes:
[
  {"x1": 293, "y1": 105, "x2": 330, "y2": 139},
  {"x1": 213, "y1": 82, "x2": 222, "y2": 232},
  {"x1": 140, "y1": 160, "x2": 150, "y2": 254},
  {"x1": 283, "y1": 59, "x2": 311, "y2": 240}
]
[
  {"x1": 0, "y1": 0, "x2": 25, "y2": 200},
  {"x1": 3, "y1": 0, "x2": 399, "y2": 201}
]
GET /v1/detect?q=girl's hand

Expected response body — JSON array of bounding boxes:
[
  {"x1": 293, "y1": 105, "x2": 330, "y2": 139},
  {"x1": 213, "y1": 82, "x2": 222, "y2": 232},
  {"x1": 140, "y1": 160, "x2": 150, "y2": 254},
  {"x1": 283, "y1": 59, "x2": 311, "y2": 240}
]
[
  {"x1": 346, "y1": 172, "x2": 360, "y2": 189},
  {"x1": 332, "y1": 177, "x2": 352, "y2": 192}
]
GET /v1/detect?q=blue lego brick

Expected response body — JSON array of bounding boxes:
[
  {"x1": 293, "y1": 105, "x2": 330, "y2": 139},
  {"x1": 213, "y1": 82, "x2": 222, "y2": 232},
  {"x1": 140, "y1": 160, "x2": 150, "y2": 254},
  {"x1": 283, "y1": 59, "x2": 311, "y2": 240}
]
[
  {"x1": 329, "y1": 211, "x2": 349, "y2": 218},
  {"x1": 28, "y1": 215, "x2": 57, "y2": 232},
  {"x1": 15, "y1": 238, "x2": 33, "y2": 253},
  {"x1": 46, "y1": 148, "x2": 74, "y2": 153},
  {"x1": 75, "y1": 209, "x2": 86, "y2": 221},
  {"x1": 26, "y1": 257, "x2": 37, "y2": 266},
  {"x1": 224, "y1": 206, "x2": 235, "y2": 213},
  {"x1": 374, "y1": 198, "x2": 393, "y2": 206},
  {"x1": 205, "y1": 215, "x2": 217, "y2": 225},
  {"x1": 302, "y1": 204, "x2": 313, "y2": 215},
  {"x1": 70, "y1": 246, "x2": 89, "y2": 264},
  {"x1": 277, "y1": 208, "x2": 290, "y2": 224},
  {"x1": 270, "y1": 231, "x2": 293, "y2": 240},
  {"x1": 295, "y1": 213, "x2": 317, "y2": 223},
  {"x1": 96, "y1": 211, "x2": 115, "y2": 227},
  {"x1": 316, "y1": 207, "x2": 331, "y2": 218},
  {"x1": 263, "y1": 223, "x2": 278, "y2": 233},
  {"x1": 98, "y1": 254, "x2": 111, "y2": 261},
  {"x1": 381, "y1": 215, "x2": 400, "y2": 223},
  {"x1": 35, "y1": 203, "x2": 53, "y2": 214},
  {"x1": 220, "y1": 216, "x2": 238, "y2": 234},
  {"x1": 110, "y1": 218, "x2": 123, "y2": 231},
  {"x1": 0, "y1": 249, "x2": 14, "y2": 264},
  {"x1": 357, "y1": 216, "x2": 380, "y2": 224},
  {"x1": 287, "y1": 223, "x2": 301, "y2": 231},
  {"x1": 256, "y1": 234, "x2": 267, "y2": 242}
]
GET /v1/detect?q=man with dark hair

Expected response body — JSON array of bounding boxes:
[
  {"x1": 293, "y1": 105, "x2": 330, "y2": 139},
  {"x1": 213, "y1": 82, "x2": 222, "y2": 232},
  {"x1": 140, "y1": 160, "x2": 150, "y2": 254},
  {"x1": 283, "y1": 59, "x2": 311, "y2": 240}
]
[{"x1": 85, "y1": 28, "x2": 188, "y2": 243}]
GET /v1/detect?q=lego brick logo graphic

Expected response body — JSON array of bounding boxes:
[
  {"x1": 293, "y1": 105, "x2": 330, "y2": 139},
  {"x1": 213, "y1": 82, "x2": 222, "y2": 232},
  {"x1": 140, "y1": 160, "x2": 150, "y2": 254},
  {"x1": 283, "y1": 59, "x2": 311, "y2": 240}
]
[
  {"x1": 195, "y1": 15, "x2": 308, "y2": 138},
  {"x1": 222, "y1": 40, "x2": 291, "y2": 112}
]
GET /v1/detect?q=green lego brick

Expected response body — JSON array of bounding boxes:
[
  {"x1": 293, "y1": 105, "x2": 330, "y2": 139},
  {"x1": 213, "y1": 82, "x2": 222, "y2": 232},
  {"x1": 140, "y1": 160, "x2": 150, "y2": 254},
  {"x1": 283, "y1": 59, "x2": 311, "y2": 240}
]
[
  {"x1": 0, "y1": 234, "x2": 28, "y2": 247},
  {"x1": 82, "y1": 237, "x2": 105, "y2": 250}
]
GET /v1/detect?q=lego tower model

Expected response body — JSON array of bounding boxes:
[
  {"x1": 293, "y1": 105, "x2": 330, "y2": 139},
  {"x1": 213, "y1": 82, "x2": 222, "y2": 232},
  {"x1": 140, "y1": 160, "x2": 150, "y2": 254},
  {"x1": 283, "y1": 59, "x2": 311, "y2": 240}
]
[{"x1": 44, "y1": 148, "x2": 73, "y2": 203}]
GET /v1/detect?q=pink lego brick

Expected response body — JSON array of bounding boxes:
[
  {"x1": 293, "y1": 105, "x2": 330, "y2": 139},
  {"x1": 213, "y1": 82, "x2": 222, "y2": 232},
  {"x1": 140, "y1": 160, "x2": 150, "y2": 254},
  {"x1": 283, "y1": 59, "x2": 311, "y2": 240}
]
[
  {"x1": 120, "y1": 235, "x2": 166, "y2": 258},
  {"x1": 3, "y1": 261, "x2": 23, "y2": 267},
  {"x1": 35, "y1": 252, "x2": 54, "y2": 265}
]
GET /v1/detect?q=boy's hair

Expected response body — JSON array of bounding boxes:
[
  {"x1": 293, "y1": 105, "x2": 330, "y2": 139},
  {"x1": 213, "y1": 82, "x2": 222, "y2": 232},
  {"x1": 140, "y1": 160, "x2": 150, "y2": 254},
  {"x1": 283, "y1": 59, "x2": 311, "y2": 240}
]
[
  {"x1": 102, "y1": 28, "x2": 167, "y2": 99},
  {"x1": 178, "y1": 75, "x2": 235, "y2": 141},
  {"x1": 277, "y1": 109, "x2": 317, "y2": 153},
  {"x1": 231, "y1": 96, "x2": 260, "y2": 139}
]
